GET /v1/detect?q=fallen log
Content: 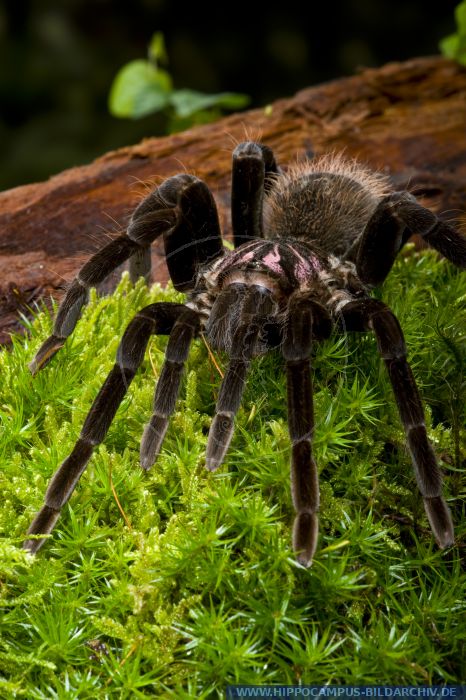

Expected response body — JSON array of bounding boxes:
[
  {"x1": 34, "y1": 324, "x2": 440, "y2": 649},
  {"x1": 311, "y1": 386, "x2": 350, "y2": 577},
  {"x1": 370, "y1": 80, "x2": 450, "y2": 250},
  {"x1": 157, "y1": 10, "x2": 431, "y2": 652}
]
[{"x1": 0, "y1": 55, "x2": 465, "y2": 344}]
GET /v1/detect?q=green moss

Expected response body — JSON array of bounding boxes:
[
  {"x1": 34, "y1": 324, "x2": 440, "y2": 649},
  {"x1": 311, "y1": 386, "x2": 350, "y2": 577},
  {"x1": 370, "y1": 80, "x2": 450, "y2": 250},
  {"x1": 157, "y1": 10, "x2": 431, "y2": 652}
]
[{"x1": 1, "y1": 251, "x2": 465, "y2": 697}]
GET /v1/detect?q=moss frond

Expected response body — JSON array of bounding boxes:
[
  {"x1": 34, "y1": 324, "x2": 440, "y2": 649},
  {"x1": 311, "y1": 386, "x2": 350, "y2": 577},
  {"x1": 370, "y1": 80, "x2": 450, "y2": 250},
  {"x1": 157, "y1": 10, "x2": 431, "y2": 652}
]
[{"x1": 1, "y1": 255, "x2": 465, "y2": 696}]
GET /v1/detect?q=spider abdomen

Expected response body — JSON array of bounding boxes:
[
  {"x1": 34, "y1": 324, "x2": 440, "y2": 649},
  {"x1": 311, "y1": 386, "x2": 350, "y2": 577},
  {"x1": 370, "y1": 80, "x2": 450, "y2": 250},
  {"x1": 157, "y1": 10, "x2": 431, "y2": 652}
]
[{"x1": 263, "y1": 155, "x2": 391, "y2": 257}]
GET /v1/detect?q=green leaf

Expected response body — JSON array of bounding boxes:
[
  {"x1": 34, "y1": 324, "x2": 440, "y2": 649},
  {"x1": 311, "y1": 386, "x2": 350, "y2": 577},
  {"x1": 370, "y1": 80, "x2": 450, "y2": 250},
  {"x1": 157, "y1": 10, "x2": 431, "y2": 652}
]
[
  {"x1": 108, "y1": 59, "x2": 172, "y2": 119},
  {"x1": 169, "y1": 89, "x2": 250, "y2": 118},
  {"x1": 439, "y1": 1, "x2": 466, "y2": 64},
  {"x1": 439, "y1": 33, "x2": 460, "y2": 58},
  {"x1": 148, "y1": 31, "x2": 168, "y2": 66},
  {"x1": 455, "y1": 37, "x2": 466, "y2": 64},
  {"x1": 455, "y1": 0, "x2": 466, "y2": 34}
]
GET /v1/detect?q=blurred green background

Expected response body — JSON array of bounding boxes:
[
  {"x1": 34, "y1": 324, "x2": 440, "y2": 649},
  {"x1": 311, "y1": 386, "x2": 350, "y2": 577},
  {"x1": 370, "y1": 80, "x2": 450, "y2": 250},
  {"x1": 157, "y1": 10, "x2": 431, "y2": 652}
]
[{"x1": 0, "y1": 0, "x2": 459, "y2": 191}]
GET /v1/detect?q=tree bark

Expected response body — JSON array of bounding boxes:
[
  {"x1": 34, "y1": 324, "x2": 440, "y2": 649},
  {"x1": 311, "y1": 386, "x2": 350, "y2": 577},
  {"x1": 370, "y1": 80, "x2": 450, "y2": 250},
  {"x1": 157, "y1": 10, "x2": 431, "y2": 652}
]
[{"x1": 0, "y1": 56, "x2": 465, "y2": 344}]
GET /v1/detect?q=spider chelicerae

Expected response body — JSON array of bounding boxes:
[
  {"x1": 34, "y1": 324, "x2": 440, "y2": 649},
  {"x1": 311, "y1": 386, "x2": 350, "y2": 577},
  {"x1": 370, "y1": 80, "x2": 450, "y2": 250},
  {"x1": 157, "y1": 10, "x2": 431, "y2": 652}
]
[{"x1": 23, "y1": 141, "x2": 466, "y2": 566}]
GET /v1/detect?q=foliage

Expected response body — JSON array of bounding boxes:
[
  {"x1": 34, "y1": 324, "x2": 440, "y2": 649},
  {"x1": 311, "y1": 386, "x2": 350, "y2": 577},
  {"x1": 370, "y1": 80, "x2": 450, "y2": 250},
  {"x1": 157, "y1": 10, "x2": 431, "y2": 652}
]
[
  {"x1": 439, "y1": 1, "x2": 466, "y2": 65},
  {"x1": 108, "y1": 32, "x2": 250, "y2": 131},
  {"x1": 0, "y1": 249, "x2": 465, "y2": 697}
]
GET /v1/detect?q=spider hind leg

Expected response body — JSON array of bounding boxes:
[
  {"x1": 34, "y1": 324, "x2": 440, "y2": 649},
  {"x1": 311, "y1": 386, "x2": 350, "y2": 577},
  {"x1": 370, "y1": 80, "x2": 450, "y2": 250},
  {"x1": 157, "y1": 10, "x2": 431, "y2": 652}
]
[{"x1": 355, "y1": 192, "x2": 466, "y2": 287}]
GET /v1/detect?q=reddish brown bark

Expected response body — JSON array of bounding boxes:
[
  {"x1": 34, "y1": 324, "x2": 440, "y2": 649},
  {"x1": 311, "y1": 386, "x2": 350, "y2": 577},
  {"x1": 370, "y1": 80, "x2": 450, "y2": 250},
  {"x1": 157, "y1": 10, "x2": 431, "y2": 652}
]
[{"x1": 0, "y1": 56, "x2": 465, "y2": 343}]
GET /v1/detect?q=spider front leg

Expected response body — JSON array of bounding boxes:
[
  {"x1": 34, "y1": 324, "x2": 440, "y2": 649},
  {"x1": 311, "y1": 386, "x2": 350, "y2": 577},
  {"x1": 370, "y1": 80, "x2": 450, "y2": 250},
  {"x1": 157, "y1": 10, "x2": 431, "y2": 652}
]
[
  {"x1": 354, "y1": 192, "x2": 466, "y2": 287},
  {"x1": 24, "y1": 302, "x2": 198, "y2": 553},
  {"x1": 30, "y1": 175, "x2": 223, "y2": 373},
  {"x1": 341, "y1": 298, "x2": 454, "y2": 548},
  {"x1": 283, "y1": 294, "x2": 332, "y2": 567},
  {"x1": 232, "y1": 141, "x2": 279, "y2": 247}
]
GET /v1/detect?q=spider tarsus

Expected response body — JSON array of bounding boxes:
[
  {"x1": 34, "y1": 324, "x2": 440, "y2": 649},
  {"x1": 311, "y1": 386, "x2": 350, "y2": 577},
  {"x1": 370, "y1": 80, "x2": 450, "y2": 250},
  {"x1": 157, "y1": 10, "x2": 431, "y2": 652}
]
[
  {"x1": 423, "y1": 496, "x2": 455, "y2": 549},
  {"x1": 293, "y1": 511, "x2": 319, "y2": 568},
  {"x1": 206, "y1": 412, "x2": 234, "y2": 471},
  {"x1": 140, "y1": 414, "x2": 168, "y2": 470},
  {"x1": 29, "y1": 334, "x2": 65, "y2": 375}
]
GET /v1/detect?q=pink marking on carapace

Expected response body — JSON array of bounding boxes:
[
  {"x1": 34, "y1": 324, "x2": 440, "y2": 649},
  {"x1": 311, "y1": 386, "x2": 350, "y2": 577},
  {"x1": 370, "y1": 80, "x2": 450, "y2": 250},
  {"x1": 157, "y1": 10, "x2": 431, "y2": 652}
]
[
  {"x1": 216, "y1": 245, "x2": 257, "y2": 275},
  {"x1": 262, "y1": 244, "x2": 283, "y2": 274},
  {"x1": 286, "y1": 243, "x2": 322, "y2": 282},
  {"x1": 235, "y1": 250, "x2": 255, "y2": 264}
]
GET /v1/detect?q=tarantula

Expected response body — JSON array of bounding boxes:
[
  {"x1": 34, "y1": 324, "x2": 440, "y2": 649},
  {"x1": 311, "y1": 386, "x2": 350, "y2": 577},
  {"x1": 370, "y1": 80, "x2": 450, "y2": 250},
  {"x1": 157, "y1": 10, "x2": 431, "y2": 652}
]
[{"x1": 23, "y1": 141, "x2": 466, "y2": 565}]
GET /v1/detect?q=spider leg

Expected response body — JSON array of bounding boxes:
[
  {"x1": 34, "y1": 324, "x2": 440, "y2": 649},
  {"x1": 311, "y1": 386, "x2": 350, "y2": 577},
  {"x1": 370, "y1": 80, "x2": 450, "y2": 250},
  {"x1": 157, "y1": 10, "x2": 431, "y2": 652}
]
[
  {"x1": 232, "y1": 141, "x2": 279, "y2": 247},
  {"x1": 140, "y1": 308, "x2": 200, "y2": 469},
  {"x1": 30, "y1": 175, "x2": 223, "y2": 374},
  {"x1": 341, "y1": 298, "x2": 454, "y2": 548},
  {"x1": 283, "y1": 294, "x2": 332, "y2": 567},
  {"x1": 23, "y1": 301, "x2": 194, "y2": 553},
  {"x1": 205, "y1": 285, "x2": 276, "y2": 469},
  {"x1": 353, "y1": 192, "x2": 466, "y2": 287}
]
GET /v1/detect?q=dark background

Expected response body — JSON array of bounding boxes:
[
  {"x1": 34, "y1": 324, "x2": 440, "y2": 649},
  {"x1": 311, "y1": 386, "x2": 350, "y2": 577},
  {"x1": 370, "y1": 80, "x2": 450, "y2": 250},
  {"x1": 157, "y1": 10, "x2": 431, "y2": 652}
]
[{"x1": 0, "y1": 0, "x2": 459, "y2": 191}]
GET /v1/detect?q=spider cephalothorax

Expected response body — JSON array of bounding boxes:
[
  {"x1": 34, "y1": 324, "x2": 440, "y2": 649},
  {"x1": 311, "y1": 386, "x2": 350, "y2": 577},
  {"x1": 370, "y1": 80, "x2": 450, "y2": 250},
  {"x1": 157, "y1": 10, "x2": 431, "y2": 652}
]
[{"x1": 24, "y1": 141, "x2": 466, "y2": 566}]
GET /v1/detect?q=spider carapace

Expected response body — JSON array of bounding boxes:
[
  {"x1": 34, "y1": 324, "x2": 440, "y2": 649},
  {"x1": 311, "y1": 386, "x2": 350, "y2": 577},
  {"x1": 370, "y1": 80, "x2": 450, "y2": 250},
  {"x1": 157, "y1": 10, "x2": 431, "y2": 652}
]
[{"x1": 24, "y1": 141, "x2": 466, "y2": 566}]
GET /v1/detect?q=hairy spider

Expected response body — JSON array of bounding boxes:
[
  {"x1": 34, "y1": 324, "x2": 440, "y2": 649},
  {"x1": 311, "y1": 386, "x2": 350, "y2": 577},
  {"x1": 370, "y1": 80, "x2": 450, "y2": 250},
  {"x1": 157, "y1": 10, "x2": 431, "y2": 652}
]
[{"x1": 23, "y1": 141, "x2": 466, "y2": 565}]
